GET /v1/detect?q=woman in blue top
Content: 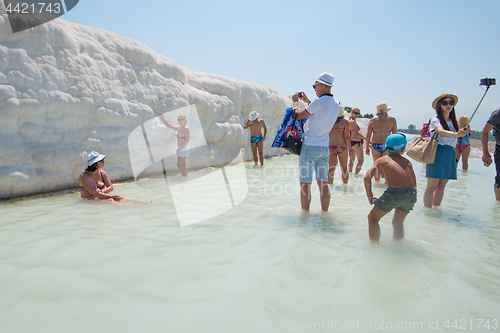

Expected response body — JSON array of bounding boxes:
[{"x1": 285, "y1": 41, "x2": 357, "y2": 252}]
[
  {"x1": 455, "y1": 115, "x2": 472, "y2": 171},
  {"x1": 423, "y1": 93, "x2": 467, "y2": 208}
]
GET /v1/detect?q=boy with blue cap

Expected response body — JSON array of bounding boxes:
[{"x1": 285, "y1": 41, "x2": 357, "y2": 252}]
[{"x1": 364, "y1": 133, "x2": 417, "y2": 241}]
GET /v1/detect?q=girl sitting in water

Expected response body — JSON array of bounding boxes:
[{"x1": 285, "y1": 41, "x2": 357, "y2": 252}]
[{"x1": 79, "y1": 151, "x2": 126, "y2": 201}]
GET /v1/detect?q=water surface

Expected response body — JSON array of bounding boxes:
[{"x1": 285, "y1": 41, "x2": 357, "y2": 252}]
[{"x1": 1, "y1": 155, "x2": 499, "y2": 333}]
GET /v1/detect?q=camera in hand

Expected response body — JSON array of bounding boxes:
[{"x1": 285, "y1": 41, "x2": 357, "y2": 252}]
[
  {"x1": 480, "y1": 78, "x2": 496, "y2": 86},
  {"x1": 298, "y1": 92, "x2": 303, "y2": 98}
]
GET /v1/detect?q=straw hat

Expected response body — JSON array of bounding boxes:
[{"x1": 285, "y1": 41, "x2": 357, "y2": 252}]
[
  {"x1": 432, "y1": 93, "x2": 458, "y2": 110},
  {"x1": 376, "y1": 102, "x2": 391, "y2": 114},
  {"x1": 338, "y1": 105, "x2": 345, "y2": 118}
]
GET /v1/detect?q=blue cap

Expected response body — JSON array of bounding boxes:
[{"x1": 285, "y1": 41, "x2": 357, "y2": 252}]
[{"x1": 386, "y1": 133, "x2": 407, "y2": 152}]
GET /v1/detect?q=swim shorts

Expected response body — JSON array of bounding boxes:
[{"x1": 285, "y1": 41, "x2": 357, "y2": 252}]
[
  {"x1": 251, "y1": 135, "x2": 263, "y2": 143},
  {"x1": 371, "y1": 143, "x2": 387, "y2": 153},
  {"x1": 374, "y1": 187, "x2": 417, "y2": 214}
]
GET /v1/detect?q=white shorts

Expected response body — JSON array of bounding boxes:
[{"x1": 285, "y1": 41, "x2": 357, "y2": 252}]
[{"x1": 177, "y1": 146, "x2": 189, "y2": 158}]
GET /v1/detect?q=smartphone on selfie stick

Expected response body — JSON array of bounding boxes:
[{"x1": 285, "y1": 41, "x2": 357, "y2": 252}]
[
  {"x1": 467, "y1": 78, "x2": 496, "y2": 166},
  {"x1": 466, "y1": 77, "x2": 496, "y2": 128}
]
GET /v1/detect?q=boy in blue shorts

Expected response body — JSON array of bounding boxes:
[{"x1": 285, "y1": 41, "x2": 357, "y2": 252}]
[{"x1": 364, "y1": 133, "x2": 417, "y2": 241}]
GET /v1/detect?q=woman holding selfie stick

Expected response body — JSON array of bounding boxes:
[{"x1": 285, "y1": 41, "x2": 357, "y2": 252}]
[{"x1": 423, "y1": 93, "x2": 466, "y2": 208}]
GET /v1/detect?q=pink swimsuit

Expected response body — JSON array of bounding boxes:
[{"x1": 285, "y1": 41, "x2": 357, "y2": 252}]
[{"x1": 329, "y1": 145, "x2": 347, "y2": 154}]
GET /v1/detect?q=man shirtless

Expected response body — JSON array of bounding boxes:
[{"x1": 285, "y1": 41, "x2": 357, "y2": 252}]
[
  {"x1": 244, "y1": 110, "x2": 267, "y2": 166},
  {"x1": 364, "y1": 133, "x2": 417, "y2": 241}
]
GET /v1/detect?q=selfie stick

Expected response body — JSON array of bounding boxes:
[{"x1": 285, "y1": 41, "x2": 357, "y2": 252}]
[
  {"x1": 468, "y1": 86, "x2": 491, "y2": 124},
  {"x1": 468, "y1": 78, "x2": 496, "y2": 126}
]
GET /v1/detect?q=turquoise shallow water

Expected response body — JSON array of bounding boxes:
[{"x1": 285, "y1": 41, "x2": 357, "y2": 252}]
[{"x1": 0, "y1": 155, "x2": 499, "y2": 333}]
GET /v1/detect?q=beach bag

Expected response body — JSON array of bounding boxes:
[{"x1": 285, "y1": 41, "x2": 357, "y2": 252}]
[
  {"x1": 407, "y1": 132, "x2": 438, "y2": 164},
  {"x1": 284, "y1": 127, "x2": 302, "y2": 155},
  {"x1": 283, "y1": 111, "x2": 303, "y2": 155}
]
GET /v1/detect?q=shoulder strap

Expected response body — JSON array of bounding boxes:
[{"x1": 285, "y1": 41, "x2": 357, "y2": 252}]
[
  {"x1": 428, "y1": 117, "x2": 438, "y2": 139},
  {"x1": 428, "y1": 118, "x2": 436, "y2": 133}
]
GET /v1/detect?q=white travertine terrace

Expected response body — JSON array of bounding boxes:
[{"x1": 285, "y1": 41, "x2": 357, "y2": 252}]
[{"x1": 0, "y1": 9, "x2": 292, "y2": 199}]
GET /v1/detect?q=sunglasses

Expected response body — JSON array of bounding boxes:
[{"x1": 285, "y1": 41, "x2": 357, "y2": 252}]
[
  {"x1": 312, "y1": 83, "x2": 320, "y2": 89},
  {"x1": 178, "y1": 118, "x2": 186, "y2": 121},
  {"x1": 352, "y1": 112, "x2": 360, "y2": 115},
  {"x1": 441, "y1": 100, "x2": 455, "y2": 106}
]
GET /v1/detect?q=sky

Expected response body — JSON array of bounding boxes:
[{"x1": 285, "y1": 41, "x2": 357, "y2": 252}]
[{"x1": 60, "y1": 0, "x2": 500, "y2": 131}]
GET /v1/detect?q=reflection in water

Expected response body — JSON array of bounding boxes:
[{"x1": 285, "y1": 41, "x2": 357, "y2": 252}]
[{"x1": 0, "y1": 157, "x2": 499, "y2": 333}]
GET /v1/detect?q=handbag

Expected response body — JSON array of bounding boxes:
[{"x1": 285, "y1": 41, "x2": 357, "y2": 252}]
[
  {"x1": 283, "y1": 111, "x2": 303, "y2": 155},
  {"x1": 284, "y1": 134, "x2": 302, "y2": 155},
  {"x1": 407, "y1": 132, "x2": 438, "y2": 164}
]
